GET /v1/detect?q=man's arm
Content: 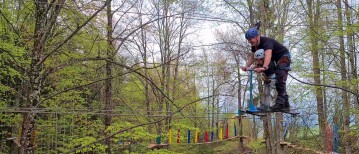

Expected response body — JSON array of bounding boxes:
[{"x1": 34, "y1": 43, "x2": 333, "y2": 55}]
[
  {"x1": 263, "y1": 49, "x2": 272, "y2": 69},
  {"x1": 241, "y1": 52, "x2": 254, "y2": 71},
  {"x1": 246, "y1": 52, "x2": 255, "y2": 67}
]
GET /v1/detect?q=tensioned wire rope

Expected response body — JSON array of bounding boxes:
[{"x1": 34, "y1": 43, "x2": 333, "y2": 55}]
[
  {"x1": 59, "y1": 114, "x2": 318, "y2": 152},
  {"x1": 0, "y1": 109, "x2": 318, "y2": 122},
  {"x1": 288, "y1": 73, "x2": 359, "y2": 99},
  {"x1": 0, "y1": 113, "x2": 319, "y2": 153},
  {"x1": 4, "y1": 1, "x2": 358, "y2": 65},
  {"x1": 0, "y1": 106, "x2": 319, "y2": 114},
  {"x1": 286, "y1": 72, "x2": 359, "y2": 152},
  {"x1": 4, "y1": 2, "x2": 359, "y2": 69},
  {"x1": 238, "y1": 70, "x2": 327, "y2": 151},
  {"x1": 0, "y1": 11, "x2": 352, "y2": 108},
  {"x1": 6, "y1": 0, "x2": 359, "y2": 51},
  {"x1": 18, "y1": 0, "x2": 359, "y2": 14},
  {"x1": 3, "y1": 0, "x2": 359, "y2": 60},
  {"x1": 0, "y1": 92, "x2": 321, "y2": 150},
  {"x1": 4, "y1": 0, "x2": 359, "y2": 29}
]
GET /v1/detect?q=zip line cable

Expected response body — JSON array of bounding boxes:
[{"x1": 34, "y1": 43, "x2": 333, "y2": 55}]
[
  {"x1": 0, "y1": 107, "x2": 239, "y2": 114},
  {"x1": 0, "y1": 110, "x2": 238, "y2": 119},
  {"x1": 298, "y1": 114, "x2": 325, "y2": 152},
  {"x1": 0, "y1": 107, "x2": 320, "y2": 122},
  {"x1": 288, "y1": 73, "x2": 359, "y2": 99},
  {"x1": 2, "y1": 1, "x2": 359, "y2": 28}
]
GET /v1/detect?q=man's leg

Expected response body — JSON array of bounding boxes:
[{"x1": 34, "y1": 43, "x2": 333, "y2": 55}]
[
  {"x1": 285, "y1": 94, "x2": 289, "y2": 108},
  {"x1": 272, "y1": 69, "x2": 288, "y2": 108},
  {"x1": 270, "y1": 56, "x2": 290, "y2": 110}
]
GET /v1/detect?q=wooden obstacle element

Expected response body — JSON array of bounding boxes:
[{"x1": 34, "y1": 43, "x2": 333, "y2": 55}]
[
  {"x1": 169, "y1": 135, "x2": 244, "y2": 146},
  {"x1": 280, "y1": 142, "x2": 291, "y2": 153},
  {"x1": 231, "y1": 115, "x2": 247, "y2": 119},
  {"x1": 6, "y1": 137, "x2": 20, "y2": 147},
  {"x1": 258, "y1": 140, "x2": 324, "y2": 153},
  {"x1": 280, "y1": 142, "x2": 324, "y2": 154},
  {"x1": 191, "y1": 135, "x2": 241, "y2": 145},
  {"x1": 147, "y1": 143, "x2": 169, "y2": 150},
  {"x1": 239, "y1": 135, "x2": 249, "y2": 140}
]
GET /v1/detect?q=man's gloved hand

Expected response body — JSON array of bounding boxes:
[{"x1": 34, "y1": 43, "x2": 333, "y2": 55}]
[
  {"x1": 241, "y1": 66, "x2": 248, "y2": 71},
  {"x1": 254, "y1": 67, "x2": 265, "y2": 73}
]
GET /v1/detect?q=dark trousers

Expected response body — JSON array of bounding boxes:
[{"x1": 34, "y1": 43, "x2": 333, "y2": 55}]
[{"x1": 274, "y1": 54, "x2": 291, "y2": 106}]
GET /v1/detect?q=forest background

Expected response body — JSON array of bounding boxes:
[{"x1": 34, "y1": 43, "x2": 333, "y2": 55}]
[{"x1": 0, "y1": 0, "x2": 359, "y2": 153}]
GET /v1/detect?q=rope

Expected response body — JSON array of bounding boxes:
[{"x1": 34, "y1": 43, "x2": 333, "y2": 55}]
[
  {"x1": 297, "y1": 114, "x2": 324, "y2": 152},
  {"x1": 288, "y1": 73, "x2": 359, "y2": 98}
]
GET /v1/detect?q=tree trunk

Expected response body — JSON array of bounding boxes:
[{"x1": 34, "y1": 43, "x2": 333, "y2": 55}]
[
  {"x1": 155, "y1": 0, "x2": 165, "y2": 136},
  {"x1": 207, "y1": 60, "x2": 211, "y2": 128},
  {"x1": 20, "y1": 113, "x2": 36, "y2": 154},
  {"x1": 344, "y1": 0, "x2": 359, "y2": 148},
  {"x1": 163, "y1": 1, "x2": 172, "y2": 132},
  {"x1": 104, "y1": 1, "x2": 114, "y2": 153},
  {"x1": 20, "y1": 0, "x2": 48, "y2": 153},
  {"x1": 139, "y1": 7, "x2": 153, "y2": 135},
  {"x1": 247, "y1": 0, "x2": 254, "y2": 25},
  {"x1": 258, "y1": 0, "x2": 275, "y2": 152},
  {"x1": 336, "y1": 0, "x2": 351, "y2": 153},
  {"x1": 306, "y1": 0, "x2": 328, "y2": 150},
  {"x1": 234, "y1": 51, "x2": 244, "y2": 150},
  {"x1": 263, "y1": 115, "x2": 273, "y2": 154},
  {"x1": 211, "y1": 66, "x2": 216, "y2": 129}
]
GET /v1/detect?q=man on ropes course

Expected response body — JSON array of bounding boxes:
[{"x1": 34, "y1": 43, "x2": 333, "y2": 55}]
[{"x1": 241, "y1": 28, "x2": 291, "y2": 111}]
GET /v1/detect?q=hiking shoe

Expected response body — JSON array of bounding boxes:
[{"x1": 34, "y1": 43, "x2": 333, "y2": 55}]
[
  {"x1": 284, "y1": 95, "x2": 290, "y2": 108},
  {"x1": 257, "y1": 104, "x2": 270, "y2": 111},
  {"x1": 270, "y1": 103, "x2": 286, "y2": 111}
]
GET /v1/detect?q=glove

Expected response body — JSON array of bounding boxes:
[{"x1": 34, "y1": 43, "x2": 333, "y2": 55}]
[{"x1": 241, "y1": 66, "x2": 248, "y2": 71}]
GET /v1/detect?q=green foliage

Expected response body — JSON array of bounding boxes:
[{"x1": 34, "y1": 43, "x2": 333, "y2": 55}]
[
  {"x1": 106, "y1": 121, "x2": 155, "y2": 143},
  {"x1": 0, "y1": 44, "x2": 25, "y2": 82},
  {"x1": 247, "y1": 139, "x2": 265, "y2": 153},
  {"x1": 0, "y1": 5, "x2": 29, "y2": 102},
  {"x1": 0, "y1": 84, "x2": 11, "y2": 93},
  {"x1": 147, "y1": 149, "x2": 177, "y2": 154},
  {"x1": 170, "y1": 144, "x2": 215, "y2": 154},
  {"x1": 71, "y1": 136, "x2": 106, "y2": 153}
]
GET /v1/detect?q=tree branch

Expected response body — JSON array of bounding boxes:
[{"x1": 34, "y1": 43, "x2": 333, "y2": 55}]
[
  {"x1": 0, "y1": 10, "x2": 19, "y2": 35},
  {"x1": 40, "y1": 0, "x2": 112, "y2": 65}
]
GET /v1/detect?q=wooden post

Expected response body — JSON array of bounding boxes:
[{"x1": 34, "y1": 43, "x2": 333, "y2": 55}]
[
  {"x1": 177, "y1": 129, "x2": 180, "y2": 143},
  {"x1": 220, "y1": 128, "x2": 223, "y2": 140},
  {"x1": 205, "y1": 131, "x2": 209, "y2": 142},
  {"x1": 195, "y1": 131, "x2": 198, "y2": 143},
  {"x1": 169, "y1": 129, "x2": 172, "y2": 144}
]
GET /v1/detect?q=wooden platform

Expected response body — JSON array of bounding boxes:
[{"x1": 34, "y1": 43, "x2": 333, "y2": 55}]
[
  {"x1": 231, "y1": 115, "x2": 247, "y2": 119},
  {"x1": 6, "y1": 137, "x2": 20, "y2": 147},
  {"x1": 245, "y1": 109, "x2": 299, "y2": 116},
  {"x1": 280, "y1": 141, "x2": 324, "y2": 154},
  {"x1": 272, "y1": 109, "x2": 299, "y2": 116},
  {"x1": 245, "y1": 110, "x2": 267, "y2": 116}
]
